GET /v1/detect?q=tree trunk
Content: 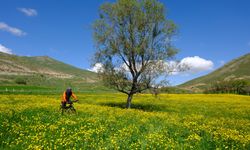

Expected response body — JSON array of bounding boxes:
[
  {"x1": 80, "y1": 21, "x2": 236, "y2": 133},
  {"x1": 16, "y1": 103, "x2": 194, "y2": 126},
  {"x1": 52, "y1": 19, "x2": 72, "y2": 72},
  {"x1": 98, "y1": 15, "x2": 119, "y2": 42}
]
[{"x1": 126, "y1": 94, "x2": 133, "y2": 109}]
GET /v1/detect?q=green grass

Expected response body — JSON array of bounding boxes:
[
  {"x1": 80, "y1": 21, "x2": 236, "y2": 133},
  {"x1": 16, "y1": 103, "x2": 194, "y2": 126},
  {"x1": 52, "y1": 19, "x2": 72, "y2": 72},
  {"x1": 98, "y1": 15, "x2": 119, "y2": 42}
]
[
  {"x1": 0, "y1": 52, "x2": 101, "y2": 89},
  {"x1": 0, "y1": 85, "x2": 114, "y2": 95},
  {"x1": 0, "y1": 93, "x2": 249, "y2": 149}
]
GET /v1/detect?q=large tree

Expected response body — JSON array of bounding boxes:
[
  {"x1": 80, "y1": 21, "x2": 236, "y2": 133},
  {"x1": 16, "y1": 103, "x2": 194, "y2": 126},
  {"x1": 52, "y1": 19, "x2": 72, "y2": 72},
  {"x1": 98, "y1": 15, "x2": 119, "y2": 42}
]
[{"x1": 93, "y1": 0, "x2": 178, "y2": 108}]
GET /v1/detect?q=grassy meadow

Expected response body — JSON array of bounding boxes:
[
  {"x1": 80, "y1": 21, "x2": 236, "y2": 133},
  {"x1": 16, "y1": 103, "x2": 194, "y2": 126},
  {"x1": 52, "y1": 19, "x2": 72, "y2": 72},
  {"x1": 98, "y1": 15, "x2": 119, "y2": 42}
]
[{"x1": 0, "y1": 93, "x2": 249, "y2": 149}]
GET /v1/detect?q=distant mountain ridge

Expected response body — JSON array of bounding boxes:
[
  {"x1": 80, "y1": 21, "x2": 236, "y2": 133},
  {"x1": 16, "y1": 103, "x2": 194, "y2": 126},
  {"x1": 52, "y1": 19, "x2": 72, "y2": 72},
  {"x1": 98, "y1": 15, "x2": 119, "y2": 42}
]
[
  {"x1": 179, "y1": 53, "x2": 250, "y2": 91},
  {"x1": 0, "y1": 52, "x2": 99, "y2": 88}
]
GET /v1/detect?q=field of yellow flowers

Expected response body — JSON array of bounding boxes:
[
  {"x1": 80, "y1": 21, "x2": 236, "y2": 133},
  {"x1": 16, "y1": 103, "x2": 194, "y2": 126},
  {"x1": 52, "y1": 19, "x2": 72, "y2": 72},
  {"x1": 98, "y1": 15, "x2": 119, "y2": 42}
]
[{"x1": 0, "y1": 93, "x2": 249, "y2": 149}]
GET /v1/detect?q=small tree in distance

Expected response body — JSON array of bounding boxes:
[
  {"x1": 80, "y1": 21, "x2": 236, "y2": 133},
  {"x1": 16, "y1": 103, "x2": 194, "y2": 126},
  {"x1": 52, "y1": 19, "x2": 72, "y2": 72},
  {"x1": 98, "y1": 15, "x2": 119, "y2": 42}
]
[{"x1": 93, "y1": 0, "x2": 178, "y2": 108}]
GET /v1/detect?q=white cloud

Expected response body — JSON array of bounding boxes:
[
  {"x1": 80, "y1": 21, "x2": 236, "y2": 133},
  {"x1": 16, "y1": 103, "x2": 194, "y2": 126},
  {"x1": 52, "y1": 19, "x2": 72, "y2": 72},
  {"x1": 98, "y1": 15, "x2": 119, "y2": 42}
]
[
  {"x1": 167, "y1": 56, "x2": 214, "y2": 75},
  {"x1": 164, "y1": 61, "x2": 180, "y2": 75},
  {"x1": 88, "y1": 63, "x2": 104, "y2": 73},
  {"x1": 18, "y1": 8, "x2": 37, "y2": 16},
  {"x1": 89, "y1": 56, "x2": 213, "y2": 75},
  {"x1": 180, "y1": 56, "x2": 213, "y2": 72},
  {"x1": 0, "y1": 22, "x2": 26, "y2": 36},
  {"x1": 0, "y1": 44, "x2": 13, "y2": 54},
  {"x1": 118, "y1": 61, "x2": 142, "y2": 72}
]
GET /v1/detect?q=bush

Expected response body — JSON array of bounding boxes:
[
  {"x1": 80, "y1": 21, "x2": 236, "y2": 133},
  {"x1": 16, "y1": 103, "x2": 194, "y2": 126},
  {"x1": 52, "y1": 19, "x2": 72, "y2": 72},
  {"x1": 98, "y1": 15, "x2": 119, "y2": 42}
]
[
  {"x1": 15, "y1": 78, "x2": 27, "y2": 85},
  {"x1": 204, "y1": 79, "x2": 250, "y2": 95}
]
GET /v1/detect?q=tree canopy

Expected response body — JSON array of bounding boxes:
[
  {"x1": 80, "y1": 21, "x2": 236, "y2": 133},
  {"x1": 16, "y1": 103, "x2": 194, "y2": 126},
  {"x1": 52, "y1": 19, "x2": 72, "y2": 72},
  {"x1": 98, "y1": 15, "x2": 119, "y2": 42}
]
[{"x1": 93, "y1": 0, "x2": 178, "y2": 108}]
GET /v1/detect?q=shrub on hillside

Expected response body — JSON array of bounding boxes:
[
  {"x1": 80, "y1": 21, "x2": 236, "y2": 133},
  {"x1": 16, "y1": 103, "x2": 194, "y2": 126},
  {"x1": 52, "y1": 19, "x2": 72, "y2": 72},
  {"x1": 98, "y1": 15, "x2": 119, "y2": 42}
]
[
  {"x1": 15, "y1": 78, "x2": 27, "y2": 85},
  {"x1": 204, "y1": 79, "x2": 250, "y2": 95}
]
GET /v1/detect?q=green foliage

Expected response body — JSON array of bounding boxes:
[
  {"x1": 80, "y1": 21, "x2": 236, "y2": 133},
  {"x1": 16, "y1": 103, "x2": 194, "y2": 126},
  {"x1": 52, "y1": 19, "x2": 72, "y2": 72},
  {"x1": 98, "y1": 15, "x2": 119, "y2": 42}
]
[
  {"x1": 93, "y1": 0, "x2": 178, "y2": 107},
  {"x1": 204, "y1": 79, "x2": 250, "y2": 95},
  {"x1": 160, "y1": 86, "x2": 193, "y2": 94},
  {"x1": 14, "y1": 78, "x2": 27, "y2": 85}
]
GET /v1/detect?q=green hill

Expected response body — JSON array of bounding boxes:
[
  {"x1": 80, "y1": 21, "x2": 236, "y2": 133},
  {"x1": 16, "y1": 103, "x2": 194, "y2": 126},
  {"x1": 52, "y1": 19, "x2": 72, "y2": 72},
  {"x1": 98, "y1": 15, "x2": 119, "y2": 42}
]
[
  {"x1": 0, "y1": 52, "x2": 108, "y2": 92},
  {"x1": 179, "y1": 53, "x2": 250, "y2": 91}
]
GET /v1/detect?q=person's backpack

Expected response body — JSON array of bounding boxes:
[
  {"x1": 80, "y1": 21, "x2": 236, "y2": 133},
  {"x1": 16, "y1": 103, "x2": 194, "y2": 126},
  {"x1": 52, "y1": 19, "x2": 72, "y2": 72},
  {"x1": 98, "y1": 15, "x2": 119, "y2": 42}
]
[{"x1": 65, "y1": 89, "x2": 72, "y2": 100}]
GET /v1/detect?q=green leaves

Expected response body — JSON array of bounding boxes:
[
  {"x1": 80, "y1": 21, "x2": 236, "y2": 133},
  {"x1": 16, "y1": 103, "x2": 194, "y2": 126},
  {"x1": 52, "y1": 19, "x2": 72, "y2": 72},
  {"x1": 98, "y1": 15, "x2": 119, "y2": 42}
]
[{"x1": 92, "y1": 0, "x2": 178, "y2": 99}]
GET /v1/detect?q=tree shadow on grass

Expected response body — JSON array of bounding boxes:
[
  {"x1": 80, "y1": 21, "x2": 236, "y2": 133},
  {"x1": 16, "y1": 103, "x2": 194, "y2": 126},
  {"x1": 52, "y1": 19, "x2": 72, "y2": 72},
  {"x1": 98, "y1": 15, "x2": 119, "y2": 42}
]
[{"x1": 98, "y1": 102, "x2": 166, "y2": 112}]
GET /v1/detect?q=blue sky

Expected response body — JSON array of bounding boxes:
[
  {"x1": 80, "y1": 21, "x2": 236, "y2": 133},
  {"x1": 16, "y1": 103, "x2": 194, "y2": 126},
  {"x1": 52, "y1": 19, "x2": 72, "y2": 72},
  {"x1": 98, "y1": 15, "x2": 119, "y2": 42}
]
[{"x1": 0, "y1": 0, "x2": 249, "y2": 85}]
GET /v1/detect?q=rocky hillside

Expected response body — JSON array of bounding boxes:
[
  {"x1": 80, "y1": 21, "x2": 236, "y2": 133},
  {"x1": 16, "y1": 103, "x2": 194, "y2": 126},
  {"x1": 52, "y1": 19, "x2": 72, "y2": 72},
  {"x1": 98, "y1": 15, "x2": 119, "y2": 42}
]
[
  {"x1": 179, "y1": 53, "x2": 250, "y2": 91},
  {"x1": 0, "y1": 52, "x2": 99, "y2": 88}
]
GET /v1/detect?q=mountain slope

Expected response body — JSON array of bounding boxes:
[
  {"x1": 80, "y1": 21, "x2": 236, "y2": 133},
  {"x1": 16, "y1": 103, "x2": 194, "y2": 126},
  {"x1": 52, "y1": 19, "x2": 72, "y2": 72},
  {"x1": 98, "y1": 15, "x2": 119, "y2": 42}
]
[
  {"x1": 0, "y1": 52, "x2": 100, "y2": 89},
  {"x1": 179, "y1": 53, "x2": 250, "y2": 91}
]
